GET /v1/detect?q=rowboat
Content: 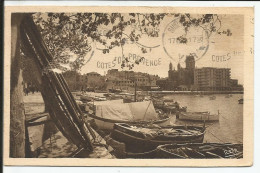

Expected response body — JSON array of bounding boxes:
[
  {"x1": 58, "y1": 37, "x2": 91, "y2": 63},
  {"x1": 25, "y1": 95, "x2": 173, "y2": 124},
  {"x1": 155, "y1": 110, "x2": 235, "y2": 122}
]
[
  {"x1": 176, "y1": 111, "x2": 219, "y2": 122},
  {"x1": 90, "y1": 114, "x2": 170, "y2": 131},
  {"x1": 156, "y1": 143, "x2": 243, "y2": 159},
  {"x1": 89, "y1": 100, "x2": 170, "y2": 131},
  {"x1": 80, "y1": 95, "x2": 93, "y2": 102},
  {"x1": 110, "y1": 123, "x2": 205, "y2": 153},
  {"x1": 94, "y1": 96, "x2": 107, "y2": 101},
  {"x1": 153, "y1": 99, "x2": 186, "y2": 114},
  {"x1": 109, "y1": 88, "x2": 122, "y2": 93}
]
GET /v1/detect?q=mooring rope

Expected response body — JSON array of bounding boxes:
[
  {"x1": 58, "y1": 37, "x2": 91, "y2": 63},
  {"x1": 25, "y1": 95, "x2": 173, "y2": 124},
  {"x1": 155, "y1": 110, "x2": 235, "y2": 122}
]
[{"x1": 206, "y1": 130, "x2": 225, "y2": 143}]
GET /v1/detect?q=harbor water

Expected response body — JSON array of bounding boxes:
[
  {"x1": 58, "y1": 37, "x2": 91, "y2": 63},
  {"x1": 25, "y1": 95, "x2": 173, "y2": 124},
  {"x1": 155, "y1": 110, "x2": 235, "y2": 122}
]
[{"x1": 165, "y1": 94, "x2": 243, "y2": 144}]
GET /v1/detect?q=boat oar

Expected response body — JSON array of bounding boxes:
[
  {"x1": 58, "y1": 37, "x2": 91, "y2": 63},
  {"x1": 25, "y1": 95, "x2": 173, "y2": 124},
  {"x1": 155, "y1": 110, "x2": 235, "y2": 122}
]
[
  {"x1": 192, "y1": 149, "x2": 206, "y2": 158},
  {"x1": 184, "y1": 147, "x2": 206, "y2": 158},
  {"x1": 177, "y1": 148, "x2": 189, "y2": 158},
  {"x1": 205, "y1": 151, "x2": 223, "y2": 158}
]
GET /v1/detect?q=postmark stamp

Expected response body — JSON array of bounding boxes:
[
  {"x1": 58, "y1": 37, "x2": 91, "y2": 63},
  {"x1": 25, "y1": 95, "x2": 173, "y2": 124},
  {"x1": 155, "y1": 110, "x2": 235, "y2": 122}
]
[{"x1": 162, "y1": 18, "x2": 209, "y2": 63}]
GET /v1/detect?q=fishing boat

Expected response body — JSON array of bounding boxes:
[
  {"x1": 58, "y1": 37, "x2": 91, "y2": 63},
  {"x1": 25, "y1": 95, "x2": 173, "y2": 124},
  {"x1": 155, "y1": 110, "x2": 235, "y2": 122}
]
[
  {"x1": 109, "y1": 93, "x2": 124, "y2": 100},
  {"x1": 104, "y1": 135, "x2": 158, "y2": 158},
  {"x1": 88, "y1": 101, "x2": 170, "y2": 131},
  {"x1": 151, "y1": 94, "x2": 164, "y2": 99},
  {"x1": 176, "y1": 111, "x2": 219, "y2": 122},
  {"x1": 94, "y1": 96, "x2": 107, "y2": 101},
  {"x1": 238, "y1": 98, "x2": 243, "y2": 104},
  {"x1": 156, "y1": 143, "x2": 243, "y2": 159},
  {"x1": 110, "y1": 123, "x2": 205, "y2": 153},
  {"x1": 80, "y1": 95, "x2": 93, "y2": 102},
  {"x1": 153, "y1": 99, "x2": 186, "y2": 114},
  {"x1": 80, "y1": 92, "x2": 108, "y2": 102},
  {"x1": 109, "y1": 88, "x2": 122, "y2": 94},
  {"x1": 209, "y1": 95, "x2": 216, "y2": 100}
]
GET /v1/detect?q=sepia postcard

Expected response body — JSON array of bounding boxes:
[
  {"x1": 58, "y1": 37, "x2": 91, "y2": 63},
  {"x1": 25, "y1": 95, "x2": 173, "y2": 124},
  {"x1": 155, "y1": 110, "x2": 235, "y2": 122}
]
[{"x1": 4, "y1": 6, "x2": 254, "y2": 166}]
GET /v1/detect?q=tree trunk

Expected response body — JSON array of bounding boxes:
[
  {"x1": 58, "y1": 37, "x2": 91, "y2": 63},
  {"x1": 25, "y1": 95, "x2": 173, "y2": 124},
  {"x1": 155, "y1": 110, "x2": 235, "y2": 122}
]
[{"x1": 10, "y1": 14, "x2": 26, "y2": 158}]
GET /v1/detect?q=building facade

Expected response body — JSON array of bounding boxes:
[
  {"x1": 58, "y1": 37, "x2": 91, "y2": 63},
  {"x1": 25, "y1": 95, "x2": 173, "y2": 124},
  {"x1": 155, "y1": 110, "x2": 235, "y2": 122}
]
[
  {"x1": 194, "y1": 67, "x2": 231, "y2": 91},
  {"x1": 63, "y1": 71, "x2": 105, "y2": 91},
  {"x1": 105, "y1": 69, "x2": 160, "y2": 91},
  {"x1": 229, "y1": 79, "x2": 244, "y2": 91}
]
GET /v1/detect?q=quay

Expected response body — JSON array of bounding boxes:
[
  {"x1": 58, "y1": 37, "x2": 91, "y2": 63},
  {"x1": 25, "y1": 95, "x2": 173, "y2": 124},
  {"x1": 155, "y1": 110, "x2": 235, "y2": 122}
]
[{"x1": 148, "y1": 90, "x2": 244, "y2": 95}]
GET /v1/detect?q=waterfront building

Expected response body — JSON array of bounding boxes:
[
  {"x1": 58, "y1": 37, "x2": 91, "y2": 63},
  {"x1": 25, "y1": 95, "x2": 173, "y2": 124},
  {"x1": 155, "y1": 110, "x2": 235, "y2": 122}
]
[
  {"x1": 63, "y1": 71, "x2": 105, "y2": 91},
  {"x1": 230, "y1": 79, "x2": 238, "y2": 87},
  {"x1": 156, "y1": 78, "x2": 174, "y2": 91},
  {"x1": 194, "y1": 67, "x2": 231, "y2": 91},
  {"x1": 229, "y1": 79, "x2": 244, "y2": 91},
  {"x1": 105, "y1": 69, "x2": 160, "y2": 91}
]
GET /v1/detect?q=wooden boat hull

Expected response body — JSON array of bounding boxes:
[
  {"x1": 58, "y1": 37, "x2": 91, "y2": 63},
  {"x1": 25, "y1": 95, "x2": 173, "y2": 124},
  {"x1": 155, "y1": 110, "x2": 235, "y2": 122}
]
[
  {"x1": 177, "y1": 112, "x2": 219, "y2": 122},
  {"x1": 111, "y1": 123, "x2": 205, "y2": 153},
  {"x1": 125, "y1": 149, "x2": 158, "y2": 158},
  {"x1": 105, "y1": 135, "x2": 158, "y2": 158},
  {"x1": 156, "y1": 143, "x2": 243, "y2": 159},
  {"x1": 89, "y1": 114, "x2": 170, "y2": 131}
]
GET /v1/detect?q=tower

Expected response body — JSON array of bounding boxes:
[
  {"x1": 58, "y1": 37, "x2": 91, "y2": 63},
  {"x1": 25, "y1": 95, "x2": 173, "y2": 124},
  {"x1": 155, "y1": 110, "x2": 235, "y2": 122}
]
[
  {"x1": 185, "y1": 55, "x2": 195, "y2": 85},
  {"x1": 169, "y1": 62, "x2": 173, "y2": 71},
  {"x1": 177, "y1": 63, "x2": 181, "y2": 71},
  {"x1": 185, "y1": 55, "x2": 195, "y2": 71}
]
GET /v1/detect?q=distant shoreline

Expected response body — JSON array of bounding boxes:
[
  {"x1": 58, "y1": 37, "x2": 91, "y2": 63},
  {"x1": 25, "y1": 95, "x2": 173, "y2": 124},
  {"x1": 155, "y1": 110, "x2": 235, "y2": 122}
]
[
  {"x1": 148, "y1": 91, "x2": 244, "y2": 95},
  {"x1": 72, "y1": 90, "x2": 244, "y2": 95}
]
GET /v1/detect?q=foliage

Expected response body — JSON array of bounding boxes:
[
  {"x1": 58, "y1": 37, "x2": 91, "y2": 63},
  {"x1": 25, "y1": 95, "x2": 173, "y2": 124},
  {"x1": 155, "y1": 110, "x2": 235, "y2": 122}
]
[{"x1": 26, "y1": 13, "x2": 231, "y2": 71}]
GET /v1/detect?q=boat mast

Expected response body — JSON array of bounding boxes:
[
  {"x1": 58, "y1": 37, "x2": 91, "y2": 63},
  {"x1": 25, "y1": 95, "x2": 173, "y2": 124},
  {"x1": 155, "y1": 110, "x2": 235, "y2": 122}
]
[{"x1": 134, "y1": 81, "x2": 137, "y2": 102}]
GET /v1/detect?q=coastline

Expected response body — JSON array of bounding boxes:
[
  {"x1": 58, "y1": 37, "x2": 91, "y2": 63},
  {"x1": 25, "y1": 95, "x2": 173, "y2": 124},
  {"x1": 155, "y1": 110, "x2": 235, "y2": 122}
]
[{"x1": 148, "y1": 90, "x2": 244, "y2": 95}]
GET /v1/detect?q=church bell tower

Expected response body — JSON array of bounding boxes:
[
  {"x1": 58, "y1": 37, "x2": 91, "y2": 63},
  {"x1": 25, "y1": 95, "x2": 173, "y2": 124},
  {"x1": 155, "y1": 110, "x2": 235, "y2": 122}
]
[{"x1": 185, "y1": 55, "x2": 195, "y2": 71}]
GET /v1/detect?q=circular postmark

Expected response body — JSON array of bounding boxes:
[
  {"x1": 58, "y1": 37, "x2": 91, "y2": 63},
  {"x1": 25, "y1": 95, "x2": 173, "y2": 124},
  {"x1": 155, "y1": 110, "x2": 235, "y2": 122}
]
[{"x1": 162, "y1": 18, "x2": 209, "y2": 63}]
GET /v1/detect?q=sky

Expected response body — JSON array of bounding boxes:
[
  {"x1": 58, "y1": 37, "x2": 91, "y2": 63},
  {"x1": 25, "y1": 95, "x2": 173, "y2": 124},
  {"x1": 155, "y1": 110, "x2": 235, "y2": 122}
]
[{"x1": 78, "y1": 14, "x2": 244, "y2": 84}]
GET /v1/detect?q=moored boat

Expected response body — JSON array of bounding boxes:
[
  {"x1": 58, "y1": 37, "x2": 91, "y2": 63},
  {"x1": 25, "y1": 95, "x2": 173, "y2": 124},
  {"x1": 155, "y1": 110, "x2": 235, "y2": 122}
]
[
  {"x1": 110, "y1": 123, "x2": 205, "y2": 153},
  {"x1": 109, "y1": 88, "x2": 122, "y2": 94},
  {"x1": 153, "y1": 99, "x2": 186, "y2": 114},
  {"x1": 156, "y1": 143, "x2": 243, "y2": 159},
  {"x1": 89, "y1": 101, "x2": 170, "y2": 131},
  {"x1": 80, "y1": 95, "x2": 93, "y2": 102},
  {"x1": 94, "y1": 96, "x2": 107, "y2": 101},
  {"x1": 176, "y1": 111, "x2": 219, "y2": 122}
]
